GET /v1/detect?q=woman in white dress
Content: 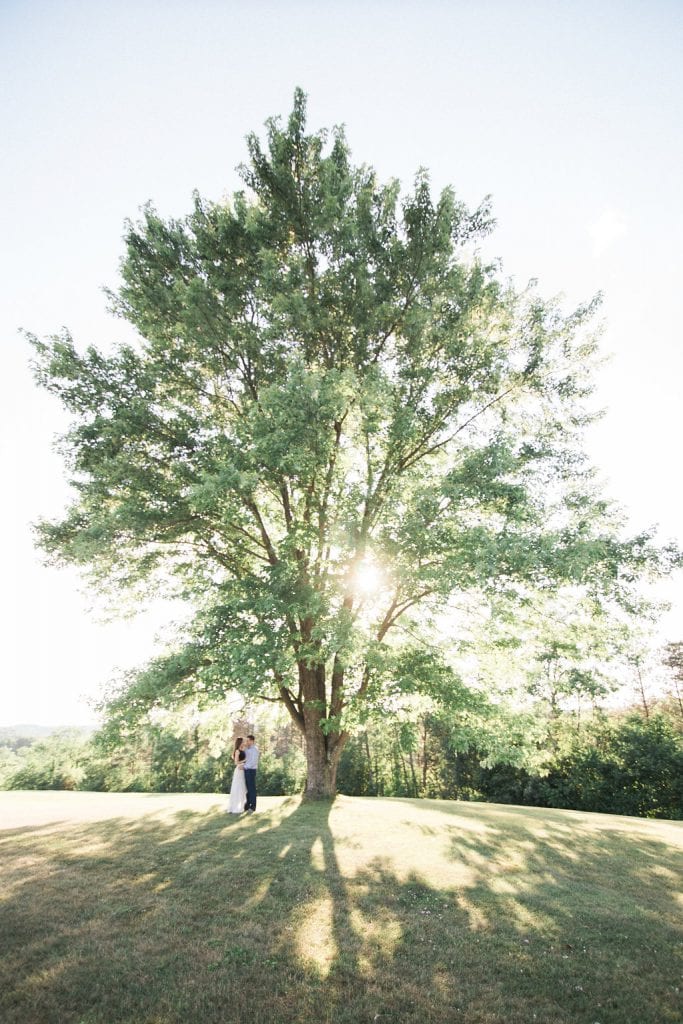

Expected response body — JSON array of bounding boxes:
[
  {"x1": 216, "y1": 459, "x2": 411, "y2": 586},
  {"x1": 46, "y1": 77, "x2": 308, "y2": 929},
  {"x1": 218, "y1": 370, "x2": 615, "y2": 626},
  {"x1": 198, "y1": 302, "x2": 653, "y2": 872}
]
[{"x1": 227, "y1": 737, "x2": 247, "y2": 813}]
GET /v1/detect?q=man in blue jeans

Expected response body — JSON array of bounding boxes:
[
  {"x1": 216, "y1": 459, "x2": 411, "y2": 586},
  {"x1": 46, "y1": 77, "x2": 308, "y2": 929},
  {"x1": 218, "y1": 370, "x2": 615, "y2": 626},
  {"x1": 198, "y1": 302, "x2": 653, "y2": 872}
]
[{"x1": 243, "y1": 734, "x2": 259, "y2": 813}]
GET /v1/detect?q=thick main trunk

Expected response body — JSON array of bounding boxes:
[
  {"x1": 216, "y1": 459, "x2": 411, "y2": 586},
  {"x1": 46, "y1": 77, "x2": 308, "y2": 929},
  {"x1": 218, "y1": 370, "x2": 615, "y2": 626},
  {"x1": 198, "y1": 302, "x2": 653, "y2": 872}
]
[
  {"x1": 302, "y1": 705, "x2": 348, "y2": 799},
  {"x1": 304, "y1": 740, "x2": 339, "y2": 799},
  {"x1": 295, "y1": 659, "x2": 349, "y2": 799}
]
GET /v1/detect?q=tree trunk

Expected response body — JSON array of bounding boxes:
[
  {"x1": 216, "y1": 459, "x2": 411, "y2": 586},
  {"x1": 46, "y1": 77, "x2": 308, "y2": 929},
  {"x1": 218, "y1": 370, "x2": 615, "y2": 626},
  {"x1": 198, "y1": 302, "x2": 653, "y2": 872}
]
[
  {"x1": 362, "y1": 730, "x2": 375, "y2": 795},
  {"x1": 634, "y1": 660, "x2": 650, "y2": 719},
  {"x1": 298, "y1": 661, "x2": 348, "y2": 799},
  {"x1": 302, "y1": 715, "x2": 348, "y2": 798},
  {"x1": 408, "y1": 749, "x2": 419, "y2": 797},
  {"x1": 673, "y1": 677, "x2": 683, "y2": 720},
  {"x1": 421, "y1": 719, "x2": 428, "y2": 792},
  {"x1": 303, "y1": 738, "x2": 339, "y2": 798}
]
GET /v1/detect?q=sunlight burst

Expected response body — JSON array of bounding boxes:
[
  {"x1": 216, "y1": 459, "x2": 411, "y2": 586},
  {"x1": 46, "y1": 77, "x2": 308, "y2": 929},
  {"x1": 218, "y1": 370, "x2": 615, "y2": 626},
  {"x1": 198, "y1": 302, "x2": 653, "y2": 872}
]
[{"x1": 351, "y1": 558, "x2": 384, "y2": 597}]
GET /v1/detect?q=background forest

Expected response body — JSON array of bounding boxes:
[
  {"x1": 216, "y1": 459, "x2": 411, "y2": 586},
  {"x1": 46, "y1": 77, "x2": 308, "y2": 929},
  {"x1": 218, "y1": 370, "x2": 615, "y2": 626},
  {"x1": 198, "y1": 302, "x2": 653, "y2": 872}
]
[{"x1": 4, "y1": 639, "x2": 682, "y2": 819}]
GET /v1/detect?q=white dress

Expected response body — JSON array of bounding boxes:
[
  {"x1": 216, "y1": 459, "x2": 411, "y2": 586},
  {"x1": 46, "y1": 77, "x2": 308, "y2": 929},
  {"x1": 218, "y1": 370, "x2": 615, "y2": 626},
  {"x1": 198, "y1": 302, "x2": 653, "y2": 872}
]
[{"x1": 227, "y1": 756, "x2": 247, "y2": 813}]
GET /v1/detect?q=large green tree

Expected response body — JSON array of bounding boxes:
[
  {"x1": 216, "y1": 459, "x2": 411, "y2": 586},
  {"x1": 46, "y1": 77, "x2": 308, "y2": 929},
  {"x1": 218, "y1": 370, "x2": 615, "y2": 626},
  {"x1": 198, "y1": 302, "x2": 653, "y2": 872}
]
[{"x1": 30, "y1": 90, "x2": 668, "y2": 797}]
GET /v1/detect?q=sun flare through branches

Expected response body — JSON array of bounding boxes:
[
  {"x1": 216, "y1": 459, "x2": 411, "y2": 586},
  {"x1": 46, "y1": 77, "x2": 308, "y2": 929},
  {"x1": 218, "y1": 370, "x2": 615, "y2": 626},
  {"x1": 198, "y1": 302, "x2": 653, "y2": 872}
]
[{"x1": 349, "y1": 557, "x2": 386, "y2": 600}]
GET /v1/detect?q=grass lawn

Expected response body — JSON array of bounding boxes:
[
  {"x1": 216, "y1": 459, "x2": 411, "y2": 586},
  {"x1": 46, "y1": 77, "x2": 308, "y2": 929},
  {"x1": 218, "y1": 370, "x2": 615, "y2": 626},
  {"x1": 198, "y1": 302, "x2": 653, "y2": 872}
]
[{"x1": 1, "y1": 791, "x2": 681, "y2": 1024}]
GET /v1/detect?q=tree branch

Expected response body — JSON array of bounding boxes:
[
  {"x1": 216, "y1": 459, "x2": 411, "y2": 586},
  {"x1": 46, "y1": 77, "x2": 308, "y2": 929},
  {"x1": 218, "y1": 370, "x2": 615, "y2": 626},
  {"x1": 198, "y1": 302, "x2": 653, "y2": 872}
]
[{"x1": 245, "y1": 498, "x2": 279, "y2": 565}]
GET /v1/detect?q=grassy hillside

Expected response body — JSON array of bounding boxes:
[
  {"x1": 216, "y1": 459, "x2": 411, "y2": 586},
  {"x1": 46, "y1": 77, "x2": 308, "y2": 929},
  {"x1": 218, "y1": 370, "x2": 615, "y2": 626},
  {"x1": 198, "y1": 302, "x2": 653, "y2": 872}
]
[{"x1": 1, "y1": 792, "x2": 681, "y2": 1024}]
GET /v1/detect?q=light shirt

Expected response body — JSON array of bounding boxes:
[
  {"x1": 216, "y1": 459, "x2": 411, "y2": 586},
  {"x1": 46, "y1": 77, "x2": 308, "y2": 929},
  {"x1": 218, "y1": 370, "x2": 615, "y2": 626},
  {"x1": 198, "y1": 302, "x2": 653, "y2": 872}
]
[{"x1": 244, "y1": 744, "x2": 259, "y2": 769}]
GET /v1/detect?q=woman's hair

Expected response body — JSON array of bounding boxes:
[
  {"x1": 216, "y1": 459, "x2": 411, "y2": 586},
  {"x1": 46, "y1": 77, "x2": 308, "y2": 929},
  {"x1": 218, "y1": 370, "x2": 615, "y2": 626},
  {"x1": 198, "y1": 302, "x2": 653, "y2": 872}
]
[{"x1": 234, "y1": 737, "x2": 243, "y2": 753}]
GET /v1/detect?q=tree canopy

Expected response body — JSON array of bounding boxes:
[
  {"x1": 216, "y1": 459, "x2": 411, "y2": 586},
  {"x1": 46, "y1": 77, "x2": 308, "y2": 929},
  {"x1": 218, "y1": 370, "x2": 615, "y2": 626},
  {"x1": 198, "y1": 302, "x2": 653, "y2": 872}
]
[{"x1": 29, "y1": 89, "x2": 673, "y2": 797}]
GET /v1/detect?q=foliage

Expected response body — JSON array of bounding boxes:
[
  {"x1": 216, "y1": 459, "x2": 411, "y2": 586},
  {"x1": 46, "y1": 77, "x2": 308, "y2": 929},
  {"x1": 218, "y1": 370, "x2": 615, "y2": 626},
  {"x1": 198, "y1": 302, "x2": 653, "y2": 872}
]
[
  {"x1": 336, "y1": 700, "x2": 683, "y2": 819},
  {"x1": 0, "y1": 747, "x2": 20, "y2": 788},
  {"x1": 3, "y1": 730, "x2": 90, "y2": 791},
  {"x1": 453, "y1": 588, "x2": 666, "y2": 722},
  {"x1": 662, "y1": 640, "x2": 683, "y2": 723},
  {"x1": 28, "y1": 89, "x2": 676, "y2": 797},
  {"x1": 4, "y1": 699, "x2": 682, "y2": 819},
  {"x1": 0, "y1": 707, "x2": 305, "y2": 796},
  {"x1": 476, "y1": 712, "x2": 683, "y2": 819}
]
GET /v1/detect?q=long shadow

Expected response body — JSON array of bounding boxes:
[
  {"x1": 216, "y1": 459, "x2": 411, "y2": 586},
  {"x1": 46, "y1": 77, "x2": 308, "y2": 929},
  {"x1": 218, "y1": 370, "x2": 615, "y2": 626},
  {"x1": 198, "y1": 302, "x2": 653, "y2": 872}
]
[{"x1": 1, "y1": 796, "x2": 681, "y2": 1024}]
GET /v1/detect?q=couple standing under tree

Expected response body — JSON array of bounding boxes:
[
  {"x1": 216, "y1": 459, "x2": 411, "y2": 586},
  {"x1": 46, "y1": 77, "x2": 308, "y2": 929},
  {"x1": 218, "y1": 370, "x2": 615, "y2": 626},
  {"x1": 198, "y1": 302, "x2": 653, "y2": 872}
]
[{"x1": 227, "y1": 735, "x2": 259, "y2": 814}]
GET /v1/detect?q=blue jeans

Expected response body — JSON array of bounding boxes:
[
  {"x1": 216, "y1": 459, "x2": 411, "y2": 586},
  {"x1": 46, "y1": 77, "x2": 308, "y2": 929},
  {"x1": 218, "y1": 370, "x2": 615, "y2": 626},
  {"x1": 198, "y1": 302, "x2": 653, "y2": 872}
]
[{"x1": 244, "y1": 769, "x2": 257, "y2": 811}]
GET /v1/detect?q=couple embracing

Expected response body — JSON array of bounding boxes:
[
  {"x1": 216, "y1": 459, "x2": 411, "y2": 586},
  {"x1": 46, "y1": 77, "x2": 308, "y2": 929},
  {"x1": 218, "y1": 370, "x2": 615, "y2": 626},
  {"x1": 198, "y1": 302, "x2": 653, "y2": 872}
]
[{"x1": 227, "y1": 734, "x2": 259, "y2": 814}]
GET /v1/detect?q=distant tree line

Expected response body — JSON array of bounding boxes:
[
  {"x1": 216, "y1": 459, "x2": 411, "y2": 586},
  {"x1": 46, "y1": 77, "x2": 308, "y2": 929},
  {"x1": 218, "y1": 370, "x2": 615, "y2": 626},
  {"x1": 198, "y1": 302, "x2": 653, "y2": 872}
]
[
  {"x1": 0, "y1": 711, "x2": 307, "y2": 797},
  {"x1": 337, "y1": 705, "x2": 683, "y2": 819},
  {"x1": 3, "y1": 691, "x2": 682, "y2": 819}
]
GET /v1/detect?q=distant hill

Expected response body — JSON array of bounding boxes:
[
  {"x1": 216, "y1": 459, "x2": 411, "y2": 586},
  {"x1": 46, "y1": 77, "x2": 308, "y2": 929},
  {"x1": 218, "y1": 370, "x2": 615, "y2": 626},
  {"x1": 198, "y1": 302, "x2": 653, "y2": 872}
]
[{"x1": 0, "y1": 724, "x2": 95, "y2": 743}]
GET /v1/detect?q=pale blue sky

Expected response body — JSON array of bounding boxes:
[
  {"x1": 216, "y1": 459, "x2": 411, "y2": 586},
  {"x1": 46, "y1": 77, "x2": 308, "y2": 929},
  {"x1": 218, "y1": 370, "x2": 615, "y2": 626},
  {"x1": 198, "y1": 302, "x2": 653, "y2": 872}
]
[{"x1": 1, "y1": 0, "x2": 681, "y2": 725}]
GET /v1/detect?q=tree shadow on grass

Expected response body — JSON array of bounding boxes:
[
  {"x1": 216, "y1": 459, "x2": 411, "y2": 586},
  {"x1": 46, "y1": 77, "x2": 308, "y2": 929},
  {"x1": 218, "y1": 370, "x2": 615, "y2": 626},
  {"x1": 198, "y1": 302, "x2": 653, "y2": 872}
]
[
  {"x1": 0, "y1": 796, "x2": 681, "y2": 1024},
  {"x1": 394, "y1": 798, "x2": 683, "y2": 1020}
]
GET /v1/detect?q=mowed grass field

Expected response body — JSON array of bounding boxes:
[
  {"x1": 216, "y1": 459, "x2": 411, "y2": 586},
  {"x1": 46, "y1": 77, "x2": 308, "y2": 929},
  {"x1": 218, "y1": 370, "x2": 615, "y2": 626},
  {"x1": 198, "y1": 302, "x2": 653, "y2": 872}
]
[{"x1": 1, "y1": 792, "x2": 681, "y2": 1024}]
